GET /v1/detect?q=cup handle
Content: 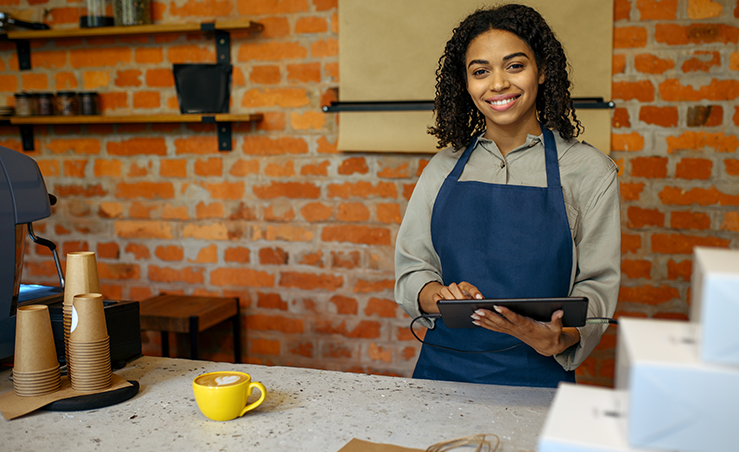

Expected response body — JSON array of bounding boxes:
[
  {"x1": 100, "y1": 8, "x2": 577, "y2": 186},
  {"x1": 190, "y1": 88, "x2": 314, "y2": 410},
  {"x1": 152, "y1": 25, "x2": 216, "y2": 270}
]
[{"x1": 240, "y1": 381, "x2": 267, "y2": 417}]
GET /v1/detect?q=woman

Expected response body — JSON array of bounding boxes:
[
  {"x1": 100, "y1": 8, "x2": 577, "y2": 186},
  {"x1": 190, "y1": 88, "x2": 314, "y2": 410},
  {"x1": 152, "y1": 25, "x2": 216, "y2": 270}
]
[{"x1": 394, "y1": 4, "x2": 620, "y2": 387}]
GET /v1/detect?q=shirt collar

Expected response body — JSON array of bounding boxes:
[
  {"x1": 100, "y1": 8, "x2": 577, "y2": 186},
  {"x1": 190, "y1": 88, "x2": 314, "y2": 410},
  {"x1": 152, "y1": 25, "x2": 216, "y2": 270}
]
[{"x1": 476, "y1": 132, "x2": 543, "y2": 158}]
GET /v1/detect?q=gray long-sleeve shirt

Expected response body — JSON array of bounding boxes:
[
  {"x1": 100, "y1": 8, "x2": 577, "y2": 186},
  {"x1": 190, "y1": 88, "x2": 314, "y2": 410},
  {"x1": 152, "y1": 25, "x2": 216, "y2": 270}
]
[{"x1": 394, "y1": 131, "x2": 621, "y2": 371}]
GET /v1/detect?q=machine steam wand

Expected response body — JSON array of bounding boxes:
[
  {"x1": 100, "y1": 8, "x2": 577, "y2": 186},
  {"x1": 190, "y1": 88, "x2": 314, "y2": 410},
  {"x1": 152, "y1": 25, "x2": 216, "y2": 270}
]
[{"x1": 26, "y1": 194, "x2": 65, "y2": 288}]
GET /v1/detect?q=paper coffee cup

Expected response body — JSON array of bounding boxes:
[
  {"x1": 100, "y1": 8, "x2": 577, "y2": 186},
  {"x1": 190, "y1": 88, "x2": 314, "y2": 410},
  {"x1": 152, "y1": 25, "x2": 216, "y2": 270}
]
[
  {"x1": 12, "y1": 366, "x2": 60, "y2": 378},
  {"x1": 63, "y1": 251, "x2": 101, "y2": 382},
  {"x1": 63, "y1": 252, "x2": 101, "y2": 348},
  {"x1": 14, "y1": 305, "x2": 58, "y2": 373},
  {"x1": 15, "y1": 379, "x2": 61, "y2": 397},
  {"x1": 12, "y1": 363, "x2": 62, "y2": 397},
  {"x1": 63, "y1": 252, "x2": 101, "y2": 308},
  {"x1": 68, "y1": 309, "x2": 111, "y2": 392},
  {"x1": 70, "y1": 293, "x2": 108, "y2": 343}
]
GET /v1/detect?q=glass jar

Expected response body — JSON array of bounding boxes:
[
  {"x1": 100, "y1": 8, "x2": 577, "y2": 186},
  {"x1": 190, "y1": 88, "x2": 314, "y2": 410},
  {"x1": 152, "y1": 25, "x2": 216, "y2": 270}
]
[
  {"x1": 36, "y1": 93, "x2": 55, "y2": 116},
  {"x1": 14, "y1": 93, "x2": 35, "y2": 116},
  {"x1": 79, "y1": 92, "x2": 100, "y2": 115},
  {"x1": 114, "y1": 0, "x2": 150, "y2": 26},
  {"x1": 56, "y1": 91, "x2": 78, "y2": 116},
  {"x1": 81, "y1": 0, "x2": 114, "y2": 28}
]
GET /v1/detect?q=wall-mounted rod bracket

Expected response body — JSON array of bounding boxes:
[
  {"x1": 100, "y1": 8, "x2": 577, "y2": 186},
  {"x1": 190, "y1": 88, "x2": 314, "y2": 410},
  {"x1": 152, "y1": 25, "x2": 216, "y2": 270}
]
[
  {"x1": 16, "y1": 39, "x2": 31, "y2": 71},
  {"x1": 203, "y1": 116, "x2": 232, "y2": 151},
  {"x1": 215, "y1": 30, "x2": 230, "y2": 65},
  {"x1": 20, "y1": 125, "x2": 34, "y2": 151}
]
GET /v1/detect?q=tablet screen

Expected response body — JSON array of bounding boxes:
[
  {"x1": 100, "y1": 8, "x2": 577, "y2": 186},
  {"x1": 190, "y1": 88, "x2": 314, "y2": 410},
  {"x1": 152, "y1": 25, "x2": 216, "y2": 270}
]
[{"x1": 436, "y1": 297, "x2": 588, "y2": 328}]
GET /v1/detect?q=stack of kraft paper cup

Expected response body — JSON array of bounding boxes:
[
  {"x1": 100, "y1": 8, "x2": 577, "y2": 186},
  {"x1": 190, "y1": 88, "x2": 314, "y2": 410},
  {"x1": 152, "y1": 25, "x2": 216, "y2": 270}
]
[
  {"x1": 13, "y1": 305, "x2": 62, "y2": 396},
  {"x1": 68, "y1": 293, "x2": 112, "y2": 392},
  {"x1": 63, "y1": 251, "x2": 101, "y2": 379}
]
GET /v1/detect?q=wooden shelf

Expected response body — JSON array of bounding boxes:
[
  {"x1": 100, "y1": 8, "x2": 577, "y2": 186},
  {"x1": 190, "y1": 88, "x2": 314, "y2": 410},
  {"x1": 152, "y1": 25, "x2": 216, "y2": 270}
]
[
  {"x1": 8, "y1": 113, "x2": 263, "y2": 151},
  {"x1": 5, "y1": 20, "x2": 263, "y2": 40},
  {"x1": 3, "y1": 20, "x2": 264, "y2": 151},
  {"x1": 8, "y1": 113, "x2": 263, "y2": 125}
]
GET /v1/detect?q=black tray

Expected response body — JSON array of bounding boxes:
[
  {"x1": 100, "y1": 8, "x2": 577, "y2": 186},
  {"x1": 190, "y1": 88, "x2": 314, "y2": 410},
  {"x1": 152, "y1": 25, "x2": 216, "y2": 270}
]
[{"x1": 43, "y1": 380, "x2": 139, "y2": 412}]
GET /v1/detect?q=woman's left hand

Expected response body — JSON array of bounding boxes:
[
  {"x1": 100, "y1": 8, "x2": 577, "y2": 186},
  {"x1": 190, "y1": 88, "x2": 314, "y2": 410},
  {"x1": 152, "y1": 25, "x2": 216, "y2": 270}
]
[{"x1": 471, "y1": 306, "x2": 580, "y2": 356}]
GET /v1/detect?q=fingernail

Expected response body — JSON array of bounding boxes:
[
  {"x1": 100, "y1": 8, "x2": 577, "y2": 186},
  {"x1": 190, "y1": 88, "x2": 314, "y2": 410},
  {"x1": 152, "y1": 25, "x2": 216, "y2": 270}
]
[
  {"x1": 471, "y1": 313, "x2": 480, "y2": 321},
  {"x1": 493, "y1": 305, "x2": 502, "y2": 313},
  {"x1": 472, "y1": 321, "x2": 480, "y2": 326},
  {"x1": 475, "y1": 294, "x2": 483, "y2": 299},
  {"x1": 474, "y1": 309, "x2": 485, "y2": 316}
]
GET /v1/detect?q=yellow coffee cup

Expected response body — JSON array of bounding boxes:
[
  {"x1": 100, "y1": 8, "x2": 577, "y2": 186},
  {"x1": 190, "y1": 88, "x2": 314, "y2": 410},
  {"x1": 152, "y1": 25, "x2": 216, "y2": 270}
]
[{"x1": 192, "y1": 371, "x2": 267, "y2": 421}]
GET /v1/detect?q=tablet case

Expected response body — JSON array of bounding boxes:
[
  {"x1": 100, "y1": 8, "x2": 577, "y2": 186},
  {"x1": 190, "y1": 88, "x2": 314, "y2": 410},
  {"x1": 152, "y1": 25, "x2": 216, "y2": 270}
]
[{"x1": 437, "y1": 297, "x2": 588, "y2": 328}]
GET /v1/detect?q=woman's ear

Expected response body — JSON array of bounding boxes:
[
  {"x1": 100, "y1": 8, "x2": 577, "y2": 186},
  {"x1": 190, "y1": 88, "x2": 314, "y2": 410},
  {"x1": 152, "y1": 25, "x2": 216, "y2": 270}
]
[{"x1": 538, "y1": 66, "x2": 546, "y2": 85}]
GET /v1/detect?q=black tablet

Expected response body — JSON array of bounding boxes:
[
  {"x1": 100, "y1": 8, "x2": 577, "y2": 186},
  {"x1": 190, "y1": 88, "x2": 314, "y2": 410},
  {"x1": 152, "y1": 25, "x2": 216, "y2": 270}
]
[{"x1": 436, "y1": 297, "x2": 588, "y2": 328}]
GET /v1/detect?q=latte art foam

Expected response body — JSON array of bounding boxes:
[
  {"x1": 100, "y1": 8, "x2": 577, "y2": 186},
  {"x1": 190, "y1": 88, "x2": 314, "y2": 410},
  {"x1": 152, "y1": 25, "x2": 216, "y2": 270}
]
[{"x1": 195, "y1": 372, "x2": 248, "y2": 387}]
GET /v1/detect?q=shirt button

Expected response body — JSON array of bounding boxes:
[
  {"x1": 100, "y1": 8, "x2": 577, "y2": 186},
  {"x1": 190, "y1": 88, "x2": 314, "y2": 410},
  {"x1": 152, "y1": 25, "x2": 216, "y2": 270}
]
[{"x1": 500, "y1": 161, "x2": 506, "y2": 168}]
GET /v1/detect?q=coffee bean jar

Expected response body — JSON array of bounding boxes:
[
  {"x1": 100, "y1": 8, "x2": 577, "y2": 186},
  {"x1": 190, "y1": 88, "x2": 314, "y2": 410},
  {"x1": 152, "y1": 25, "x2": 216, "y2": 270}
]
[{"x1": 56, "y1": 92, "x2": 79, "y2": 116}]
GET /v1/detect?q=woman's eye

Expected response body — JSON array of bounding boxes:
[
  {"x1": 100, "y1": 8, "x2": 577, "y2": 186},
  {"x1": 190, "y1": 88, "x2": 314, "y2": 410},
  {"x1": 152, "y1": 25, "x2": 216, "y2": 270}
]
[
  {"x1": 508, "y1": 63, "x2": 524, "y2": 70},
  {"x1": 472, "y1": 68, "x2": 486, "y2": 76}
]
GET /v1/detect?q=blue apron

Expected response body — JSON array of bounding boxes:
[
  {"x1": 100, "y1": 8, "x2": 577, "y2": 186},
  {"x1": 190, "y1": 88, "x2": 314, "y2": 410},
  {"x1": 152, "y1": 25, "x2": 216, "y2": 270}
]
[{"x1": 413, "y1": 127, "x2": 576, "y2": 387}]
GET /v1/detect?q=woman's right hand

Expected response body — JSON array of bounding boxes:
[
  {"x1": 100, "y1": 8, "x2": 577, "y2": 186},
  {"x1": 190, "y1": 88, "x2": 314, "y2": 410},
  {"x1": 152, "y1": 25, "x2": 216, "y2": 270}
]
[{"x1": 418, "y1": 281, "x2": 483, "y2": 314}]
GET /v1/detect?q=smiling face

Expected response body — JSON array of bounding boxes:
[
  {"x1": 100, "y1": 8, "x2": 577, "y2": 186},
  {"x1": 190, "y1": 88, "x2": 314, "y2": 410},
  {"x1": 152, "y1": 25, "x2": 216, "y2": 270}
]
[{"x1": 465, "y1": 29, "x2": 545, "y2": 141}]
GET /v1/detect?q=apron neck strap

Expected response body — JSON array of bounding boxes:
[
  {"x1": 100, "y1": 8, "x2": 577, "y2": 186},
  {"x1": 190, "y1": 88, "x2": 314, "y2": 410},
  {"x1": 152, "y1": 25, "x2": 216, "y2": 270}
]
[
  {"x1": 541, "y1": 127, "x2": 561, "y2": 188},
  {"x1": 446, "y1": 137, "x2": 478, "y2": 181},
  {"x1": 447, "y1": 128, "x2": 561, "y2": 187}
]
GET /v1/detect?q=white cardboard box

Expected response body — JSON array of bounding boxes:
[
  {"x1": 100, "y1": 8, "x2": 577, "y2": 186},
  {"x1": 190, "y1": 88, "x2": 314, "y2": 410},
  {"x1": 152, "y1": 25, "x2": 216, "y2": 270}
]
[
  {"x1": 690, "y1": 246, "x2": 739, "y2": 365},
  {"x1": 538, "y1": 383, "x2": 651, "y2": 452},
  {"x1": 615, "y1": 317, "x2": 739, "y2": 452}
]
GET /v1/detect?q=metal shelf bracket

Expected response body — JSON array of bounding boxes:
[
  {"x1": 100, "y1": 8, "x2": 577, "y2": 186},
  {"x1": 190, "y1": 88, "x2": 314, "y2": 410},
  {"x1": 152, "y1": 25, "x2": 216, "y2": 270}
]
[{"x1": 16, "y1": 40, "x2": 31, "y2": 71}]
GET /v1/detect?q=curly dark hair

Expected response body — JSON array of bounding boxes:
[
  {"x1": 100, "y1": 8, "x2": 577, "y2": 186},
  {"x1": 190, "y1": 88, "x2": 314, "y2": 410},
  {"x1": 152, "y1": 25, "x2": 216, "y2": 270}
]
[{"x1": 428, "y1": 3, "x2": 583, "y2": 150}]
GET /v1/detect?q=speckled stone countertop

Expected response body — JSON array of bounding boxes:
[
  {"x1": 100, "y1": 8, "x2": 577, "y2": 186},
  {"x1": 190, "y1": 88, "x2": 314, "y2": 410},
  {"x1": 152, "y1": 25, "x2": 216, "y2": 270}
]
[{"x1": 0, "y1": 356, "x2": 555, "y2": 451}]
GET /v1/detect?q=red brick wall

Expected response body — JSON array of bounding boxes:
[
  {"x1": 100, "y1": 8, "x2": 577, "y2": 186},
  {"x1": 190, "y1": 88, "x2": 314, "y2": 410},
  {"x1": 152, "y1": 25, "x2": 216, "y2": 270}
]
[
  {"x1": 2, "y1": 0, "x2": 738, "y2": 386},
  {"x1": 595, "y1": 0, "x2": 739, "y2": 386}
]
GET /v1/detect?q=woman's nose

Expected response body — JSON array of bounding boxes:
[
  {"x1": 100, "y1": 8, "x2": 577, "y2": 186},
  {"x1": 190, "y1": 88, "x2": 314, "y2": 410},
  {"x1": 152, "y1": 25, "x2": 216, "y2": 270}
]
[{"x1": 490, "y1": 71, "x2": 510, "y2": 91}]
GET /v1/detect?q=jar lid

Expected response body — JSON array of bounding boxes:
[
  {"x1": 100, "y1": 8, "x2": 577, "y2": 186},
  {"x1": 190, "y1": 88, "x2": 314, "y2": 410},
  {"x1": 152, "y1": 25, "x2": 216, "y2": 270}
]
[
  {"x1": 57, "y1": 91, "x2": 77, "y2": 96},
  {"x1": 79, "y1": 91, "x2": 100, "y2": 95},
  {"x1": 15, "y1": 92, "x2": 34, "y2": 97},
  {"x1": 36, "y1": 92, "x2": 54, "y2": 97}
]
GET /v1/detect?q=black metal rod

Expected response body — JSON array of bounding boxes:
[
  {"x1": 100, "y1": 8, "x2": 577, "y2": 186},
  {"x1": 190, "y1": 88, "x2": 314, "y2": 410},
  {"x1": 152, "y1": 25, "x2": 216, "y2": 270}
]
[
  {"x1": 323, "y1": 101, "x2": 435, "y2": 112},
  {"x1": 323, "y1": 98, "x2": 615, "y2": 113}
]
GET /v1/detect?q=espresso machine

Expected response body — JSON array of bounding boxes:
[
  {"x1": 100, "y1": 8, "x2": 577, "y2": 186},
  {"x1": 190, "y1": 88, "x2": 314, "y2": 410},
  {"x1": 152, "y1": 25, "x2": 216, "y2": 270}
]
[
  {"x1": 0, "y1": 145, "x2": 58, "y2": 359},
  {"x1": 0, "y1": 145, "x2": 141, "y2": 366}
]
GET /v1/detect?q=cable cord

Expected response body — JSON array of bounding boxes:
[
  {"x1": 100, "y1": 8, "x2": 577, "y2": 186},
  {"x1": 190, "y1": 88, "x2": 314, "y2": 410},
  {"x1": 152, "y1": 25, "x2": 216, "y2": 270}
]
[
  {"x1": 586, "y1": 317, "x2": 619, "y2": 325},
  {"x1": 410, "y1": 315, "x2": 523, "y2": 354}
]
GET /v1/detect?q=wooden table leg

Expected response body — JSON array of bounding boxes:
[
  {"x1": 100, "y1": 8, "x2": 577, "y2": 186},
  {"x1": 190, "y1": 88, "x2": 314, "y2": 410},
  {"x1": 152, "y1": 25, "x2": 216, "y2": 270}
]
[
  {"x1": 160, "y1": 331, "x2": 170, "y2": 357},
  {"x1": 189, "y1": 316, "x2": 199, "y2": 361},
  {"x1": 233, "y1": 300, "x2": 241, "y2": 363}
]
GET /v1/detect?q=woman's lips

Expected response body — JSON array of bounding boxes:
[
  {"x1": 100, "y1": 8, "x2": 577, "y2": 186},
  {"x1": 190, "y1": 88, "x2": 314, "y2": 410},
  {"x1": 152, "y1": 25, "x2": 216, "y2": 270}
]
[{"x1": 485, "y1": 94, "x2": 520, "y2": 111}]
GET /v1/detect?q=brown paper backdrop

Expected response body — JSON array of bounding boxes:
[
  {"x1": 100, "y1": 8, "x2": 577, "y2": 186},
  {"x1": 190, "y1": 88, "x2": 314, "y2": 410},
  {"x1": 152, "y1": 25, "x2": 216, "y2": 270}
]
[{"x1": 337, "y1": 0, "x2": 614, "y2": 153}]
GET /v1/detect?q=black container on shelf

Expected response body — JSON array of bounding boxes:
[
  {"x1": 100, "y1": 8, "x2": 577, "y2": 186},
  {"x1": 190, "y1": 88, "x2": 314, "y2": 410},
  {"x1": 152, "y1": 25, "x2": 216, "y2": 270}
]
[
  {"x1": 173, "y1": 64, "x2": 232, "y2": 114},
  {"x1": 80, "y1": 0, "x2": 114, "y2": 27},
  {"x1": 36, "y1": 93, "x2": 54, "y2": 116},
  {"x1": 79, "y1": 92, "x2": 100, "y2": 115},
  {"x1": 79, "y1": 16, "x2": 115, "y2": 27}
]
